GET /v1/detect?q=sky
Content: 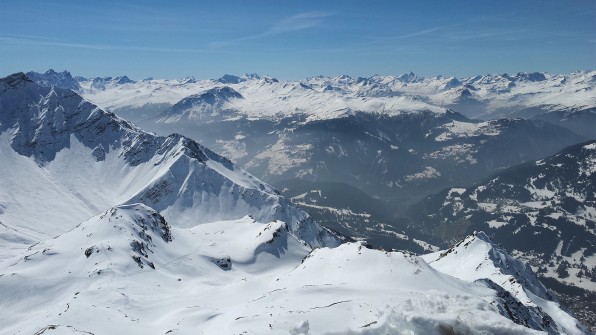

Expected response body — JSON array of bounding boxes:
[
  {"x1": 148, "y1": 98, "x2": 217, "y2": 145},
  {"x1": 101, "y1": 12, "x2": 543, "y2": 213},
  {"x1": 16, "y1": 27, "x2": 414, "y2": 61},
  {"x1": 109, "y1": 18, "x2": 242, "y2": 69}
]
[{"x1": 0, "y1": 0, "x2": 595, "y2": 80}]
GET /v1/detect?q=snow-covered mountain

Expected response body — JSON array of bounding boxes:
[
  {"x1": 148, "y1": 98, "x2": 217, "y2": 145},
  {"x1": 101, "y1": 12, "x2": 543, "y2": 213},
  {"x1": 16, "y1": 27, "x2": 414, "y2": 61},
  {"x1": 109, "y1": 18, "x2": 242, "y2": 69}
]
[
  {"x1": 408, "y1": 139, "x2": 596, "y2": 330},
  {"x1": 304, "y1": 71, "x2": 596, "y2": 138},
  {"x1": 0, "y1": 205, "x2": 587, "y2": 334},
  {"x1": 409, "y1": 140, "x2": 596, "y2": 292},
  {"x1": 0, "y1": 72, "x2": 338, "y2": 261},
  {"x1": 27, "y1": 69, "x2": 595, "y2": 126},
  {"x1": 26, "y1": 69, "x2": 592, "y2": 138},
  {"x1": 26, "y1": 69, "x2": 81, "y2": 92},
  {"x1": 159, "y1": 86, "x2": 244, "y2": 123},
  {"x1": 25, "y1": 69, "x2": 589, "y2": 251},
  {"x1": 423, "y1": 232, "x2": 586, "y2": 334},
  {"x1": 0, "y1": 72, "x2": 590, "y2": 333}
]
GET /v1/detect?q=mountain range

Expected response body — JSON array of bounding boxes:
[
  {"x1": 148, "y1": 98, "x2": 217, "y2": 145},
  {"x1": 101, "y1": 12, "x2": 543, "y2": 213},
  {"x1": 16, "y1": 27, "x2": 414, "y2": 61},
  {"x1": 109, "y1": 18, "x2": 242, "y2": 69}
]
[
  {"x1": 28, "y1": 70, "x2": 590, "y2": 252},
  {"x1": 4, "y1": 70, "x2": 593, "y2": 332},
  {"x1": 27, "y1": 69, "x2": 596, "y2": 138},
  {"x1": 0, "y1": 72, "x2": 339, "y2": 260}
]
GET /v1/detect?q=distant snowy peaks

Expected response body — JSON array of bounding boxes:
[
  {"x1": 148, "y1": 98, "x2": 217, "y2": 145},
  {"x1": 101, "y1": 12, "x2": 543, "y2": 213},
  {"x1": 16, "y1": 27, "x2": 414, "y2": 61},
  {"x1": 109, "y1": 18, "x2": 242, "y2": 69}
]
[
  {"x1": 243, "y1": 73, "x2": 262, "y2": 80},
  {"x1": 26, "y1": 69, "x2": 80, "y2": 91},
  {"x1": 24, "y1": 68, "x2": 596, "y2": 130},
  {"x1": 165, "y1": 86, "x2": 243, "y2": 119},
  {"x1": 397, "y1": 71, "x2": 419, "y2": 83},
  {"x1": 217, "y1": 74, "x2": 243, "y2": 84},
  {"x1": 202, "y1": 86, "x2": 243, "y2": 100},
  {"x1": 216, "y1": 73, "x2": 268, "y2": 84},
  {"x1": 179, "y1": 76, "x2": 196, "y2": 84},
  {"x1": 443, "y1": 77, "x2": 461, "y2": 89},
  {"x1": 91, "y1": 75, "x2": 135, "y2": 90},
  {"x1": 514, "y1": 72, "x2": 548, "y2": 82}
]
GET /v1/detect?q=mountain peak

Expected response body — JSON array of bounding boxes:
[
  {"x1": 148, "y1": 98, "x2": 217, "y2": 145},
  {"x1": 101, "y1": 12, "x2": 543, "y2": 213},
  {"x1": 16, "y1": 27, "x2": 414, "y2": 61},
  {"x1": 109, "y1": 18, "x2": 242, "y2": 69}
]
[
  {"x1": 423, "y1": 231, "x2": 587, "y2": 334},
  {"x1": 424, "y1": 230, "x2": 554, "y2": 304},
  {"x1": 45, "y1": 69, "x2": 71, "y2": 76},
  {"x1": 398, "y1": 71, "x2": 418, "y2": 83},
  {"x1": 1, "y1": 72, "x2": 32, "y2": 88},
  {"x1": 25, "y1": 69, "x2": 80, "y2": 91},
  {"x1": 472, "y1": 230, "x2": 491, "y2": 242},
  {"x1": 217, "y1": 74, "x2": 243, "y2": 84},
  {"x1": 243, "y1": 73, "x2": 261, "y2": 80},
  {"x1": 515, "y1": 72, "x2": 547, "y2": 82}
]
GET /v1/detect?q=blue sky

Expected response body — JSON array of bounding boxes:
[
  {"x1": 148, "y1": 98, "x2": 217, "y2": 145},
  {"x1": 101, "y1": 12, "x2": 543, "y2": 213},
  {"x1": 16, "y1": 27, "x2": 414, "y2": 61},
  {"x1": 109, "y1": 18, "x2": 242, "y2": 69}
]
[{"x1": 0, "y1": 0, "x2": 594, "y2": 79}]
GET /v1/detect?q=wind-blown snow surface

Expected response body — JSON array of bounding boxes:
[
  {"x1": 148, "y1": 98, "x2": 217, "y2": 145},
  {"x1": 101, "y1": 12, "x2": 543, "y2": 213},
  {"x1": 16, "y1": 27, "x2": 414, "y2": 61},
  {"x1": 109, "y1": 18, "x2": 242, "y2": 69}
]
[
  {"x1": 0, "y1": 205, "x2": 586, "y2": 334},
  {"x1": 0, "y1": 73, "x2": 337, "y2": 260}
]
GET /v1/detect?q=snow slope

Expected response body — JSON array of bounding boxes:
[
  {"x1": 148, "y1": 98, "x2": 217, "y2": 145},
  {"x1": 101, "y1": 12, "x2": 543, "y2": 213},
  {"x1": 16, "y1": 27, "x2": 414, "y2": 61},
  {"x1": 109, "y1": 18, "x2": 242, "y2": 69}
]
[
  {"x1": 423, "y1": 232, "x2": 587, "y2": 334},
  {"x1": 0, "y1": 205, "x2": 585, "y2": 334}
]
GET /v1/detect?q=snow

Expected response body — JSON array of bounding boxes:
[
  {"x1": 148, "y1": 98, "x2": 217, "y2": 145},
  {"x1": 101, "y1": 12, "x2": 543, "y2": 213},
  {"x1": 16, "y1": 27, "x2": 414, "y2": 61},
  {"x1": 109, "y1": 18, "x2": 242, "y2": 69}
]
[
  {"x1": 0, "y1": 206, "x2": 571, "y2": 334},
  {"x1": 435, "y1": 120, "x2": 502, "y2": 142},
  {"x1": 413, "y1": 238, "x2": 440, "y2": 252},
  {"x1": 478, "y1": 202, "x2": 498, "y2": 212},
  {"x1": 24, "y1": 69, "x2": 595, "y2": 125},
  {"x1": 487, "y1": 219, "x2": 509, "y2": 229},
  {"x1": 424, "y1": 144, "x2": 478, "y2": 164},
  {"x1": 79, "y1": 76, "x2": 448, "y2": 123},
  {"x1": 0, "y1": 74, "x2": 338, "y2": 255},
  {"x1": 294, "y1": 202, "x2": 372, "y2": 218},
  {"x1": 246, "y1": 135, "x2": 313, "y2": 176},
  {"x1": 1, "y1": 73, "x2": 590, "y2": 334},
  {"x1": 404, "y1": 166, "x2": 441, "y2": 182},
  {"x1": 448, "y1": 188, "x2": 467, "y2": 196},
  {"x1": 423, "y1": 232, "x2": 586, "y2": 334}
]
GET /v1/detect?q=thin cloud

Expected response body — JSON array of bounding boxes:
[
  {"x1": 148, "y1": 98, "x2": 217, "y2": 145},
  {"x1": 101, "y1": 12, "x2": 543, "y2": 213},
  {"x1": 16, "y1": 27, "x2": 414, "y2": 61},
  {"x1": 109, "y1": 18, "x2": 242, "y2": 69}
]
[
  {"x1": 367, "y1": 24, "x2": 460, "y2": 44},
  {"x1": 269, "y1": 11, "x2": 331, "y2": 34},
  {"x1": 208, "y1": 11, "x2": 333, "y2": 49},
  {"x1": 444, "y1": 29, "x2": 529, "y2": 42},
  {"x1": 0, "y1": 34, "x2": 206, "y2": 53},
  {"x1": 383, "y1": 27, "x2": 445, "y2": 40},
  {"x1": 1, "y1": 33, "x2": 60, "y2": 41},
  {"x1": 0, "y1": 35, "x2": 110, "y2": 50},
  {"x1": 0, "y1": 34, "x2": 286, "y2": 55}
]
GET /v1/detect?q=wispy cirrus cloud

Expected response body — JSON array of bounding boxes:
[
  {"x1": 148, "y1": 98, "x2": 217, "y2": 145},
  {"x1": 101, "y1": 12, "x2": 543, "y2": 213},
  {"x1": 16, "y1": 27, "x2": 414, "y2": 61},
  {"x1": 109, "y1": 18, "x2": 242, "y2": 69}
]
[
  {"x1": 363, "y1": 23, "x2": 461, "y2": 46},
  {"x1": 0, "y1": 34, "x2": 293, "y2": 55},
  {"x1": 444, "y1": 29, "x2": 529, "y2": 42},
  {"x1": 0, "y1": 34, "x2": 211, "y2": 53},
  {"x1": 0, "y1": 35, "x2": 110, "y2": 50},
  {"x1": 208, "y1": 11, "x2": 333, "y2": 49}
]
